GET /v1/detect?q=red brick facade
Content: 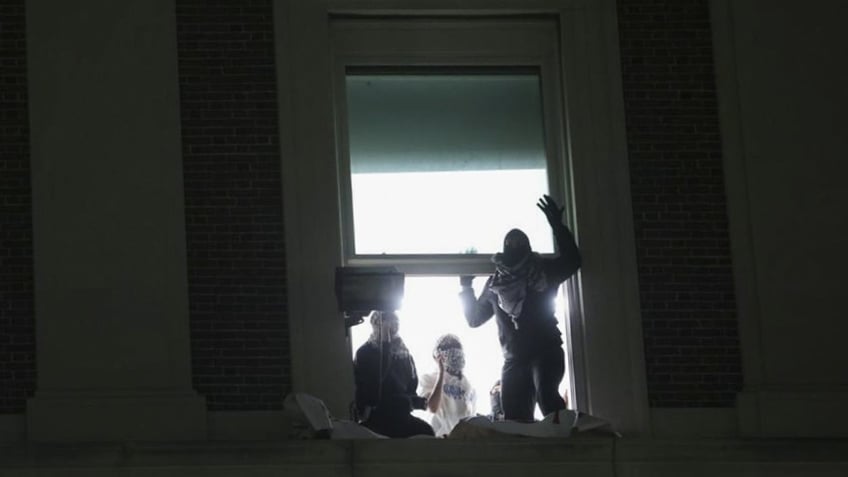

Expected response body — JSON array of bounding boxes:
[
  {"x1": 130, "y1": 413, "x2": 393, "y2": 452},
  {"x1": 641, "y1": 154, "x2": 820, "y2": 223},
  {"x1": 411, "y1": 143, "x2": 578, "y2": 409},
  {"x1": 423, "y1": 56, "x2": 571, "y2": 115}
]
[
  {"x1": 0, "y1": 0, "x2": 35, "y2": 414},
  {"x1": 618, "y1": 0, "x2": 742, "y2": 406},
  {"x1": 176, "y1": 0, "x2": 290, "y2": 410}
]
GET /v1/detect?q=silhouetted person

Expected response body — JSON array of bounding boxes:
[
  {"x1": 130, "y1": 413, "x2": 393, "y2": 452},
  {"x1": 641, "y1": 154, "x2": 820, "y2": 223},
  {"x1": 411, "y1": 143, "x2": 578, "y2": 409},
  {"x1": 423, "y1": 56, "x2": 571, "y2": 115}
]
[
  {"x1": 459, "y1": 195, "x2": 581, "y2": 421},
  {"x1": 418, "y1": 334, "x2": 476, "y2": 436},
  {"x1": 353, "y1": 311, "x2": 435, "y2": 438}
]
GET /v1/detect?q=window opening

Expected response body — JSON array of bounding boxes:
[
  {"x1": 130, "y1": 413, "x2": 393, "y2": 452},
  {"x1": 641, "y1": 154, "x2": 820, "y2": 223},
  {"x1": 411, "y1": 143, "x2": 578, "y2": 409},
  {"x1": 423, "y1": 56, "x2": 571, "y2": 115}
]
[
  {"x1": 348, "y1": 276, "x2": 571, "y2": 420},
  {"x1": 341, "y1": 68, "x2": 577, "y2": 419}
]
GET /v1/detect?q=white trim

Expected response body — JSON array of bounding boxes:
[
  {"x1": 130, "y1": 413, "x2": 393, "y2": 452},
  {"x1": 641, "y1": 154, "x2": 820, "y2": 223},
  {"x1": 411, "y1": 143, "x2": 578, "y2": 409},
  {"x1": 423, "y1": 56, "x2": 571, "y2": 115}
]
[
  {"x1": 709, "y1": 0, "x2": 765, "y2": 396},
  {"x1": 275, "y1": 0, "x2": 355, "y2": 415},
  {"x1": 273, "y1": 0, "x2": 310, "y2": 410},
  {"x1": 558, "y1": 2, "x2": 649, "y2": 435},
  {"x1": 24, "y1": 0, "x2": 206, "y2": 442}
]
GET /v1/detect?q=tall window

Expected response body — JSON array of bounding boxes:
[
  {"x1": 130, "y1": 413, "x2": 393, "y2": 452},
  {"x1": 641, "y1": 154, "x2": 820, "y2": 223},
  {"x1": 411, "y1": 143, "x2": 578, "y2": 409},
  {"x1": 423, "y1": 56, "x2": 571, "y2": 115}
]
[{"x1": 332, "y1": 17, "x2": 581, "y2": 415}]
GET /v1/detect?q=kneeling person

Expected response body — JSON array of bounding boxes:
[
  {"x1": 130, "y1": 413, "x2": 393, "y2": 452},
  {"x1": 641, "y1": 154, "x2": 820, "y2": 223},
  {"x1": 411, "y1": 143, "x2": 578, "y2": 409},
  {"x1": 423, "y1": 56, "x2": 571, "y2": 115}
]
[{"x1": 353, "y1": 311, "x2": 434, "y2": 438}]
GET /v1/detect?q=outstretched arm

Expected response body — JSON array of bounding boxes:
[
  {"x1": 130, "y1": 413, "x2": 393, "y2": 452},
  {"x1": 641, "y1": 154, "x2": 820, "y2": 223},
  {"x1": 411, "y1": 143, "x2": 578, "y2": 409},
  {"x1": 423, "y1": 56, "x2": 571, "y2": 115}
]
[
  {"x1": 458, "y1": 276, "x2": 496, "y2": 327},
  {"x1": 537, "y1": 194, "x2": 582, "y2": 282}
]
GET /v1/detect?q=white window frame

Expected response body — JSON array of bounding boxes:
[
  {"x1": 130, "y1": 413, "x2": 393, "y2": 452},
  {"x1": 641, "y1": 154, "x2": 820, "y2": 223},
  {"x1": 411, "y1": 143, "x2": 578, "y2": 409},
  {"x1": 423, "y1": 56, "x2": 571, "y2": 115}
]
[
  {"x1": 331, "y1": 19, "x2": 568, "y2": 276},
  {"x1": 275, "y1": 0, "x2": 650, "y2": 435},
  {"x1": 332, "y1": 16, "x2": 583, "y2": 415}
]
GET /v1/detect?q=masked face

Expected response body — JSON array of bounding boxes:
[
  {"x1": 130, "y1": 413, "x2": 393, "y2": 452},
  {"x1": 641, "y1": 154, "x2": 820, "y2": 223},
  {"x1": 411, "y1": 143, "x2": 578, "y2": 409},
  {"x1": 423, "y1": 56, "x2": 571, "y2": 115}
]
[
  {"x1": 502, "y1": 229, "x2": 531, "y2": 266},
  {"x1": 433, "y1": 334, "x2": 465, "y2": 375},
  {"x1": 438, "y1": 347, "x2": 465, "y2": 375},
  {"x1": 372, "y1": 311, "x2": 399, "y2": 342}
]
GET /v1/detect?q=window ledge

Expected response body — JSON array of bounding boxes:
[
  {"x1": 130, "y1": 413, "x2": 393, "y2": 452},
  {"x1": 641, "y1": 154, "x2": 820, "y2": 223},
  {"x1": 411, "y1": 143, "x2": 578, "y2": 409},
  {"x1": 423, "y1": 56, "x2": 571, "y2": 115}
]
[{"x1": 2, "y1": 437, "x2": 848, "y2": 475}]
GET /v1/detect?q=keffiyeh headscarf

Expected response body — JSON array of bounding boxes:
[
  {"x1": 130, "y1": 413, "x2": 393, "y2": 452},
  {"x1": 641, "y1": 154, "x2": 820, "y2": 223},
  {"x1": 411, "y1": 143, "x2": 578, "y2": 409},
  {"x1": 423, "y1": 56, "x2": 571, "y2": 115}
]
[
  {"x1": 433, "y1": 334, "x2": 465, "y2": 378},
  {"x1": 367, "y1": 311, "x2": 410, "y2": 360},
  {"x1": 489, "y1": 229, "x2": 548, "y2": 329}
]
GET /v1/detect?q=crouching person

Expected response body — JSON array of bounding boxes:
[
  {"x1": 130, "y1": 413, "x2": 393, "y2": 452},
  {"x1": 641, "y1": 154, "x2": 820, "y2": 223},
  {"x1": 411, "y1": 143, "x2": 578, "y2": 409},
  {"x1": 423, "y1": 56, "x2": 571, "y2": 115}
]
[{"x1": 353, "y1": 311, "x2": 435, "y2": 438}]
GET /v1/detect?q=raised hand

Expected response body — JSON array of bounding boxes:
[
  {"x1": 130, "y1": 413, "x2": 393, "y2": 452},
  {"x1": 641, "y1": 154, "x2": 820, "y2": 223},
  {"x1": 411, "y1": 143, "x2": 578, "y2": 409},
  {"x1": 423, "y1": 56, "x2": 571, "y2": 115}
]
[
  {"x1": 459, "y1": 275, "x2": 474, "y2": 288},
  {"x1": 536, "y1": 194, "x2": 565, "y2": 227}
]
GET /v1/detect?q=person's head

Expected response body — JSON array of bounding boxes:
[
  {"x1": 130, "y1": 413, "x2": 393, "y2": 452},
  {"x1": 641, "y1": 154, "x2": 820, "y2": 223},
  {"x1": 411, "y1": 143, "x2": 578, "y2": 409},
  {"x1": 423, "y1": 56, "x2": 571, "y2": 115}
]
[
  {"x1": 501, "y1": 228, "x2": 531, "y2": 267},
  {"x1": 370, "y1": 310, "x2": 399, "y2": 342},
  {"x1": 433, "y1": 333, "x2": 465, "y2": 376}
]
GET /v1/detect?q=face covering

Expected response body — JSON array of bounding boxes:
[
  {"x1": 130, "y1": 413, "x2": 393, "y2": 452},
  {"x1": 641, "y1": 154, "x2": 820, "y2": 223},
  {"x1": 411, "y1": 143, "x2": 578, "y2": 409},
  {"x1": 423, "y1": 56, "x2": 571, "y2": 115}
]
[
  {"x1": 501, "y1": 229, "x2": 531, "y2": 267},
  {"x1": 433, "y1": 334, "x2": 465, "y2": 377},
  {"x1": 367, "y1": 311, "x2": 409, "y2": 360},
  {"x1": 435, "y1": 347, "x2": 466, "y2": 377},
  {"x1": 369, "y1": 311, "x2": 399, "y2": 343},
  {"x1": 490, "y1": 229, "x2": 547, "y2": 325}
]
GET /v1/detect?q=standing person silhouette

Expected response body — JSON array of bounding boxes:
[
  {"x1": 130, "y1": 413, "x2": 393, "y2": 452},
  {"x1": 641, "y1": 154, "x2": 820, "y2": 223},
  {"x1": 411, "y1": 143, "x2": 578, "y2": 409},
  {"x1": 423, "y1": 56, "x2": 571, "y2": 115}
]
[{"x1": 458, "y1": 194, "x2": 581, "y2": 421}]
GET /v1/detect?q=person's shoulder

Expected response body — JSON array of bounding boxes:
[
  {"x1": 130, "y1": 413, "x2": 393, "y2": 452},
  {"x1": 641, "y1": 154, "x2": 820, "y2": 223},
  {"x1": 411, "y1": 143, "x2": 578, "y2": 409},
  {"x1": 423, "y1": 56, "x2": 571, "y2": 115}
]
[
  {"x1": 540, "y1": 256, "x2": 570, "y2": 282},
  {"x1": 354, "y1": 341, "x2": 376, "y2": 358},
  {"x1": 538, "y1": 253, "x2": 559, "y2": 267},
  {"x1": 355, "y1": 340, "x2": 375, "y2": 351}
]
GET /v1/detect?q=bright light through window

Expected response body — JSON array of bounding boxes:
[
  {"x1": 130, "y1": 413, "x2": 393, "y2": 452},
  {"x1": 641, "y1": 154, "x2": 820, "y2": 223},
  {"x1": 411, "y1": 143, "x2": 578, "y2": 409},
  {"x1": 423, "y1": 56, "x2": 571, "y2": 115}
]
[
  {"x1": 349, "y1": 276, "x2": 569, "y2": 420},
  {"x1": 352, "y1": 170, "x2": 552, "y2": 255}
]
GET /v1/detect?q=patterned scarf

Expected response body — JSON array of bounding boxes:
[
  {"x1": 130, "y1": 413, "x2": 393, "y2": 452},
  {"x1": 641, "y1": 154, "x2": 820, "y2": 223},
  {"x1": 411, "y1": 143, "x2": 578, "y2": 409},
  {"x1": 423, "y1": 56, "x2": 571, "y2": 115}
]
[
  {"x1": 489, "y1": 251, "x2": 548, "y2": 328},
  {"x1": 435, "y1": 347, "x2": 466, "y2": 378},
  {"x1": 367, "y1": 313, "x2": 411, "y2": 360}
]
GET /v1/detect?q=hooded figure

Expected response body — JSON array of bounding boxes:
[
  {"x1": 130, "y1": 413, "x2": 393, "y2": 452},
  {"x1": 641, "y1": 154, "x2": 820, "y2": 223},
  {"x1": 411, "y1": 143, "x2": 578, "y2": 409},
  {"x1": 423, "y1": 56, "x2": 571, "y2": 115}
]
[
  {"x1": 353, "y1": 311, "x2": 434, "y2": 438},
  {"x1": 489, "y1": 229, "x2": 549, "y2": 329},
  {"x1": 418, "y1": 334, "x2": 477, "y2": 436},
  {"x1": 459, "y1": 195, "x2": 581, "y2": 421}
]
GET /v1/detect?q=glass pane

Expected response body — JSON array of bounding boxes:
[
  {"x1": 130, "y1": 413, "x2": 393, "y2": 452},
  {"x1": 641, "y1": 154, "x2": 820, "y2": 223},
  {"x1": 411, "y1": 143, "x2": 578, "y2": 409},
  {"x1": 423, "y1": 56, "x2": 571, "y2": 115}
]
[{"x1": 345, "y1": 74, "x2": 554, "y2": 255}]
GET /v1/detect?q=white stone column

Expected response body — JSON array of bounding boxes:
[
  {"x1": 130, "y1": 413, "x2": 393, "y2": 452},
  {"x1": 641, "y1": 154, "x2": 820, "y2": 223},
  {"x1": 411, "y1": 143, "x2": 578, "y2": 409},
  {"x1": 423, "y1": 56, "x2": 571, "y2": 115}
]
[
  {"x1": 25, "y1": 0, "x2": 205, "y2": 441},
  {"x1": 712, "y1": 0, "x2": 848, "y2": 437}
]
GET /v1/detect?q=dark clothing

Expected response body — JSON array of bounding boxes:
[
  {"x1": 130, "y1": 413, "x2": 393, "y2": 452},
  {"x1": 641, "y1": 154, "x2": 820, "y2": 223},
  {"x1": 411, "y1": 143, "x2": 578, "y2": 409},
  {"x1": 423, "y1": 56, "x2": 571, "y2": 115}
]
[
  {"x1": 353, "y1": 341, "x2": 434, "y2": 438},
  {"x1": 501, "y1": 346, "x2": 566, "y2": 421},
  {"x1": 460, "y1": 223, "x2": 581, "y2": 360},
  {"x1": 360, "y1": 407, "x2": 435, "y2": 439},
  {"x1": 460, "y1": 222, "x2": 581, "y2": 420}
]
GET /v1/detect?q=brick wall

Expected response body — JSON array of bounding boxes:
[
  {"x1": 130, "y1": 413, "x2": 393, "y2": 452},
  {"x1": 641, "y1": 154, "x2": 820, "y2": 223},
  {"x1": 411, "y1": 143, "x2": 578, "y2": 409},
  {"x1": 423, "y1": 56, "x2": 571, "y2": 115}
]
[
  {"x1": 176, "y1": 0, "x2": 290, "y2": 411},
  {"x1": 617, "y1": 0, "x2": 742, "y2": 406},
  {"x1": 0, "y1": 0, "x2": 36, "y2": 414}
]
